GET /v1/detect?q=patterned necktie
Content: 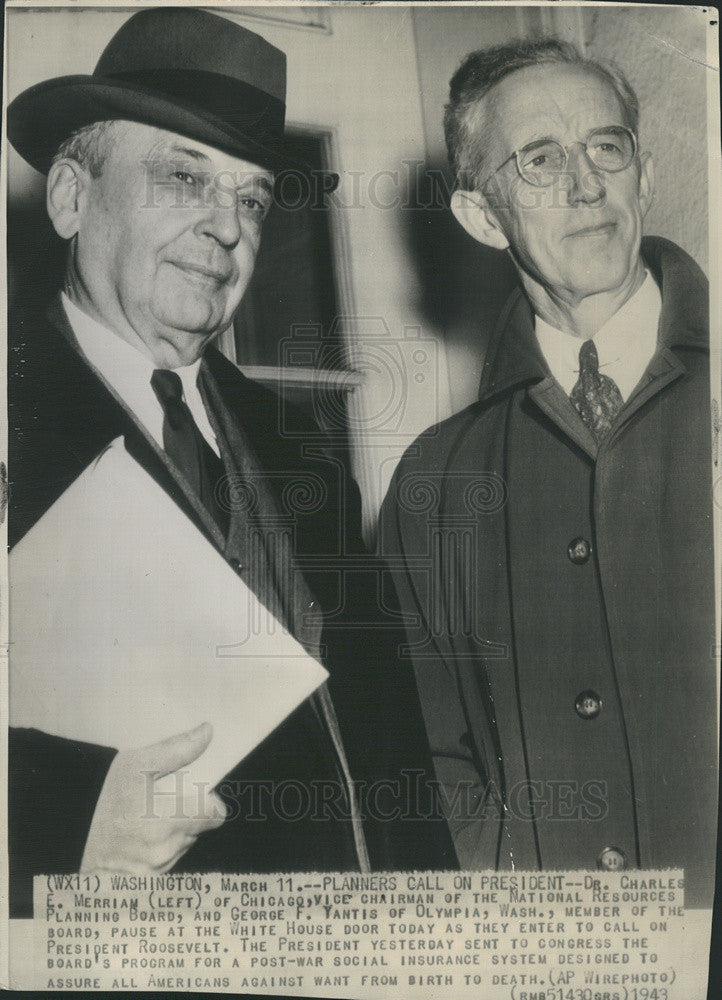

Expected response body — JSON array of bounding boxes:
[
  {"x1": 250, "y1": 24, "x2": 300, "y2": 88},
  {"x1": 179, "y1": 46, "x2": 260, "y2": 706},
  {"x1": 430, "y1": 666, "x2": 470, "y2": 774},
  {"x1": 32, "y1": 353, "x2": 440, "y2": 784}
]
[
  {"x1": 151, "y1": 369, "x2": 229, "y2": 535},
  {"x1": 570, "y1": 339, "x2": 624, "y2": 443}
]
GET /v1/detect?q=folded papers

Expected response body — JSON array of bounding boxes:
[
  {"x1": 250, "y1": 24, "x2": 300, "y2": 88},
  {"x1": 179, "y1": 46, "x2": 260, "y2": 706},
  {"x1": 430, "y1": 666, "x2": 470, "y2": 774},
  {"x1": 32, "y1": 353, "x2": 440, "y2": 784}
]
[{"x1": 10, "y1": 437, "x2": 328, "y2": 788}]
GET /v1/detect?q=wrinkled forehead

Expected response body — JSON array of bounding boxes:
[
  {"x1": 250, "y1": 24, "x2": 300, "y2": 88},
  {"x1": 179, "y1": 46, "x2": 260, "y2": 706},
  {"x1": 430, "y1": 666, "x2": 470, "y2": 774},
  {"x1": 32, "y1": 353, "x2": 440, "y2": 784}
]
[{"x1": 478, "y1": 63, "x2": 628, "y2": 152}]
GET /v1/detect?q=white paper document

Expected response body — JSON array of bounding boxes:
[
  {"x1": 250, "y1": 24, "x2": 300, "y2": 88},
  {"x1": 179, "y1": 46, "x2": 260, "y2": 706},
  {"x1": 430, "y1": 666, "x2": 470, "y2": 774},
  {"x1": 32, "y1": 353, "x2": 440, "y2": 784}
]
[{"x1": 9, "y1": 437, "x2": 328, "y2": 788}]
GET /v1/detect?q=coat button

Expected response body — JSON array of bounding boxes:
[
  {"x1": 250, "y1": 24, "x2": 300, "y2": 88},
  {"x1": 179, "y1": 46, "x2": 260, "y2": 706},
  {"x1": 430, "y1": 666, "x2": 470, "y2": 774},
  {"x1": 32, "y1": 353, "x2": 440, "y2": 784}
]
[
  {"x1": 597, "y1": 846, "x2": 626, "y2": 871},
  {"x1": 229, "y1": 557, "x2": 243, "y2": 573},
  {"x1": 568, "y1": 537, "x2": 592, "y2": 564},
  {"x1": 575, "y1": 690, "x2": 602, "y2": 719}
]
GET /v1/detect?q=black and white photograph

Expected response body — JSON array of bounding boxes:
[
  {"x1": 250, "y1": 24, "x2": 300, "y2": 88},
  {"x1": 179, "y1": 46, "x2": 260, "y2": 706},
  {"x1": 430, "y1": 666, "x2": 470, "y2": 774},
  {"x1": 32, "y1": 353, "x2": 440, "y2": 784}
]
[{"x1": 2, "y1": 2, "x2": 720, "y2": 996}]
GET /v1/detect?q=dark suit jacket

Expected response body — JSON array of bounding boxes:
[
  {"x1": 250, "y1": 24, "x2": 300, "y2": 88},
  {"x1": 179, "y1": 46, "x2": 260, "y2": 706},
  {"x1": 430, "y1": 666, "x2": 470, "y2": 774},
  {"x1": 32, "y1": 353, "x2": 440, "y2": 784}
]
[{"x1": 8, "y1": 298, "x2": 457, "y2": 917}]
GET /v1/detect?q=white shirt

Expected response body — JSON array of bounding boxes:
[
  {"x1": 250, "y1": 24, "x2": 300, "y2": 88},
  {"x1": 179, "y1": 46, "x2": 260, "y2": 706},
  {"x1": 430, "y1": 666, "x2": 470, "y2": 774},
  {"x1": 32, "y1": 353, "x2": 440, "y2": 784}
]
[
  {"x1": 534, "y1": 271, "x2": 662, "y2": 402},
  {"x1": 61, "y1": 293, "x2": 220, "y2": 456}
]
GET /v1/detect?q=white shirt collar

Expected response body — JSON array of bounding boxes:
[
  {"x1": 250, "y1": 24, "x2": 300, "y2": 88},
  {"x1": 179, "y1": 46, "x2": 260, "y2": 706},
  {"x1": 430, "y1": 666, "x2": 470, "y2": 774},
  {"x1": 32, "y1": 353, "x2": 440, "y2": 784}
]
[
  {"x1": 60, "y1": 292, "x2": 219, "y2": 455},
  {"x1": 534, "y1": 271, "x2": 663, "y2": 401}
]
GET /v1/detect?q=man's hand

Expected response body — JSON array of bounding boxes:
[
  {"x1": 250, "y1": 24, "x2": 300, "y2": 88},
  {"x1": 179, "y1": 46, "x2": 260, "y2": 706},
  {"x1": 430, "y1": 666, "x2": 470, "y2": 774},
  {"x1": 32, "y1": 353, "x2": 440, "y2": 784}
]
[{"x1": 80, "y1": 722, "x2": 227, "y2": 874}]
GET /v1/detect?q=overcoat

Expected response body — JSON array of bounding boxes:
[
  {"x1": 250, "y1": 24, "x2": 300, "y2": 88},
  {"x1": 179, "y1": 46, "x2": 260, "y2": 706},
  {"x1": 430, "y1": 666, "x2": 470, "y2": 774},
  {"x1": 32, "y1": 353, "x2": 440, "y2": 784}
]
[
  {"x1": 381, "y1": 237, "x2": 717, "y2": 907},
  {"x1": 8, "y1": 297, "x2": 456, "y2": 916}
]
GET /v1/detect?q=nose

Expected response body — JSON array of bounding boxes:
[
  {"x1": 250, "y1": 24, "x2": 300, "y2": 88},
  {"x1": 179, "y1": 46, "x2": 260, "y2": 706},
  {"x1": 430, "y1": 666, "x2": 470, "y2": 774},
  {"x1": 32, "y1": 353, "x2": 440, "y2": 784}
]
[
  {"x1": 194, "y1": 186, "x2": 242, "y2": 249},
  {"x1": 564, "y1": 143, "x2": 606, "y2": 206}
]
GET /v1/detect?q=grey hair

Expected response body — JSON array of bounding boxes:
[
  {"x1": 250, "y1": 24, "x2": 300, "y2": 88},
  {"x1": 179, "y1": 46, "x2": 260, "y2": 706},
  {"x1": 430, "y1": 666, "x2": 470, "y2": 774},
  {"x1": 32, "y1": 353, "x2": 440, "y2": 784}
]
[
  {"x1": 444, "y1": 38, "x2": 640, "y2": 190},
  {"x1": 51, "y1": 120, "x2": 126, "y2": 177}
]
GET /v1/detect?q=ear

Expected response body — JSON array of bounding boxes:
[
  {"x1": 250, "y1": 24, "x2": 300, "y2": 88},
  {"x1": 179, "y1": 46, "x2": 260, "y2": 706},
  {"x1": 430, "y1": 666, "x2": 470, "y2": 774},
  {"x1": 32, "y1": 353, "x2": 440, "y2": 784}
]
[
  {"x1": 637, "y1": 151, "x2": 654, "y2": 218},
  {"x1": 46, "y1": 159, "x2": 91, "y2": 240},
  {"x1": 450, "y1": 189, "x2": 509, "y2": 251}
]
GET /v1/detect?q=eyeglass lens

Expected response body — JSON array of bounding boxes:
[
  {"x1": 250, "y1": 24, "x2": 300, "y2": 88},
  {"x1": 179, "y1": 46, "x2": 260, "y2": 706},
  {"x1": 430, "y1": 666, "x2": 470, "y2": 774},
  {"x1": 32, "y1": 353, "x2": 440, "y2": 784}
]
[{"x1": 517, "y1": 127, "x2": 635, "y2": 186}]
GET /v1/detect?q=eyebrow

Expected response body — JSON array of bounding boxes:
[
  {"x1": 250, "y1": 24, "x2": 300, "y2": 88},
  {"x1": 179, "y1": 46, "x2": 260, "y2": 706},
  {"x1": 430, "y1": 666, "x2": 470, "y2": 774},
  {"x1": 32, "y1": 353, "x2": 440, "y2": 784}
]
[
  {"x1": 515, "y1": 123, "x2": 630, "y2": 149},
  {"x1": 164, "y1": 144, "x2": 274, "y2": 193},
  {"x1": 166, "y1": 144, "x2": 212, "y2": 163},
  {"x1": 519, "y1": 134, "x2": 556, "y2": 147},
  {"x1": 254, "y1": 177, "x2": 274, "y2": 196}
]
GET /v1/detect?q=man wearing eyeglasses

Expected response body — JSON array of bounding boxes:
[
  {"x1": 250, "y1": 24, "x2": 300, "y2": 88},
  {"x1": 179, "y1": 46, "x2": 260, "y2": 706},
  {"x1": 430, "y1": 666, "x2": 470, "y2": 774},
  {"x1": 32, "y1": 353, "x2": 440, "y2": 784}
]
[{"x1": 381, "y1": 40, "x2": 716, "y2": 907}]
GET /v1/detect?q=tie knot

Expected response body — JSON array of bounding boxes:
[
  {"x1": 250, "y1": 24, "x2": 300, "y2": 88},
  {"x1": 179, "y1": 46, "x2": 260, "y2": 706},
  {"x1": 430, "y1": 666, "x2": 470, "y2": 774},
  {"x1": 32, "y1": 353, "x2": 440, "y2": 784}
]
[
  {"x1": 151, "y1": 368, "x2": 184, "y2": 406},
  {"x1": 578, "y1": 339, "x2": 600, "y2": 375}
]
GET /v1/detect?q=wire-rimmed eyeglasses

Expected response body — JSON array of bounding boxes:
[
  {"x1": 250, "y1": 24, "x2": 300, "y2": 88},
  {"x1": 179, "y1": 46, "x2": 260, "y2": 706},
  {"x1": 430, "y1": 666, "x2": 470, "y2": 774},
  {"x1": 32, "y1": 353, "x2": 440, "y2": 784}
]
[{"x1": 480, "y1": 125, "x2": 637, "y2": 191}]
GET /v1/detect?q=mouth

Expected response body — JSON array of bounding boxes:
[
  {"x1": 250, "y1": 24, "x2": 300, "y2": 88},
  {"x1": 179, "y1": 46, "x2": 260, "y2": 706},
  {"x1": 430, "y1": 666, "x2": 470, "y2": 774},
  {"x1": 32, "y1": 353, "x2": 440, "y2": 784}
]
[
  {"x1": 169, "y1": 261, "x2": 233, "y2": 286},
  {"x1": 566, "y1": 222, "x2": 617, "y2": 239}
]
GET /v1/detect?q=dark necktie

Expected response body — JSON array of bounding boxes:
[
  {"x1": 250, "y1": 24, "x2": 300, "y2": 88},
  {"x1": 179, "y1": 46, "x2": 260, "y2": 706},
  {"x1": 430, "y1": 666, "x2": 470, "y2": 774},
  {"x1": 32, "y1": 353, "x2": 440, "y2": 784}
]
[
  {"x1": 569, "y1": 339, "x2": 624, "y2": 443},
  {"x1": 151, "y1": 368, "x2": 229, "y2": 535}
]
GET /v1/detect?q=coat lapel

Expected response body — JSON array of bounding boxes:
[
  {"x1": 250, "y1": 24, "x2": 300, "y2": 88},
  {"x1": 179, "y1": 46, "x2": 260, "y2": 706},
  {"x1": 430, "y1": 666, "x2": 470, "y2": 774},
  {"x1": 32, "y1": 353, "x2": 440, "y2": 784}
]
[
  {"x1": 198, "y1": 352, "x2": 322, "y2": 659},
  {"x1": 477, "y1": 237, "x2": 705, "y2": 455}
]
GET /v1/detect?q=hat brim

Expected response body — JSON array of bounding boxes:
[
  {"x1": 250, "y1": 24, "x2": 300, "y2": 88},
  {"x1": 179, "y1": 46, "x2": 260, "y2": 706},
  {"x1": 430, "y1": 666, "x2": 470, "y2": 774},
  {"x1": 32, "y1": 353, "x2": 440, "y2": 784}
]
[{"x1": 8, "y1": 75, "x2": 333, "y2": 184}]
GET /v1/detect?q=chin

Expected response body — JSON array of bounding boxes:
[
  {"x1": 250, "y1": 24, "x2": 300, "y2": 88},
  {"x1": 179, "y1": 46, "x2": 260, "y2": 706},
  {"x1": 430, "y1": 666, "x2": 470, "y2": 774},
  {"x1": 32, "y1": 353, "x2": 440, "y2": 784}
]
[
  {"x1": 156, "y1": 280, "x2": 229, "y2": 326},
  {"x1": 154, "y1": 307, "x2": 225, "y2": 340},
  {"x1": 565, "y1": 256, "x2": 632, "y2": 298},
  {"x1": 144, "y1": 319, "x2": 214, "y2": 365}
]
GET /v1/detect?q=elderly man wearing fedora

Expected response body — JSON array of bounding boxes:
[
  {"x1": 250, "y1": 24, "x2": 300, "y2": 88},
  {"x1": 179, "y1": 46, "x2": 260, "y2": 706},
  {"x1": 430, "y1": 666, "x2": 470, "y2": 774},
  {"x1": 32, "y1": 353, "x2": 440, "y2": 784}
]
[{"x1": 7, "y1": 8, "x2": 454, "y2": 917}]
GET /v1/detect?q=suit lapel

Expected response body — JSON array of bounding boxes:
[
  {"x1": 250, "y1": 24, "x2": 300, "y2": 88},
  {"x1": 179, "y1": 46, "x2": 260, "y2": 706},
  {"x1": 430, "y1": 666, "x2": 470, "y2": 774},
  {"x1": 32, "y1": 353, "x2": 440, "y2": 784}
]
[{"x1": 198, "y1": 354, "x2": 322, "y2": 659}]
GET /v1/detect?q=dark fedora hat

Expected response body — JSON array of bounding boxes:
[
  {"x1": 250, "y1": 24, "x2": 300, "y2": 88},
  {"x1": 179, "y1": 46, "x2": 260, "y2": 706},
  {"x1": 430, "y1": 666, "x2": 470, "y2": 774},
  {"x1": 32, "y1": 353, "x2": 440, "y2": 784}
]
[{"x1": 8, "y1": 7, "x2": 304, "y2": 176}]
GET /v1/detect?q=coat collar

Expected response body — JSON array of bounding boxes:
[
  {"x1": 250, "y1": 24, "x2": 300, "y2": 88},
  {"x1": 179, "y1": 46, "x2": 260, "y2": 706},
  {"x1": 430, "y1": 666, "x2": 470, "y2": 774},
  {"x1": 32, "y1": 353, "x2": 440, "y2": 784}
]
[{"x1": 478, "y1": 236, "x2": 709, "y2": 404}]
